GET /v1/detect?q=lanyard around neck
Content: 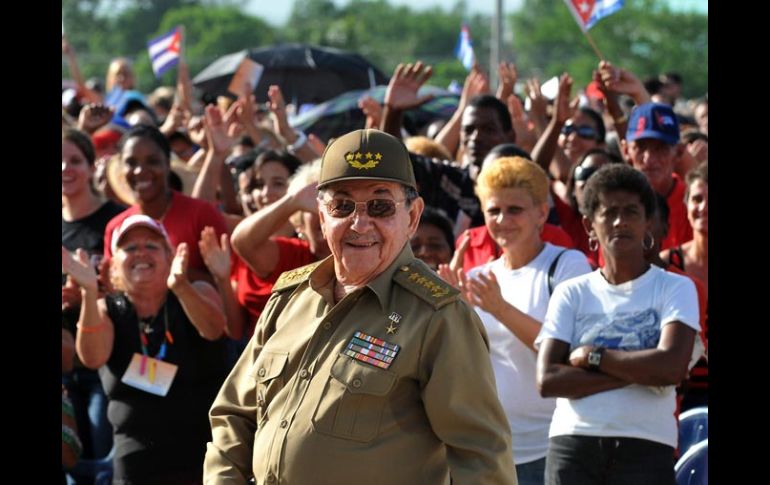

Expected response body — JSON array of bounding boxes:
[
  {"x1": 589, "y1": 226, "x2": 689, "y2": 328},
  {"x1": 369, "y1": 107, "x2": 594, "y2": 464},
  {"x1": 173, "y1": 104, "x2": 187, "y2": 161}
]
[{"x1": 137, "y1": 301, "x2": 173, "y2": 361}]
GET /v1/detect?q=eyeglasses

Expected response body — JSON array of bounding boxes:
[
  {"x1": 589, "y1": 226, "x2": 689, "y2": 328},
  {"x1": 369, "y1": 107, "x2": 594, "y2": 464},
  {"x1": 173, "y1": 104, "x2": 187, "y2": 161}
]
[
  {"x1": 322, "y1": 198, "x2": 406, "y2": 218},
  {"x1": 561, "y1": 124, "x2": 599, "y2": 140},
  {"x1": 574, "y1": 165, "x2": 599, "y2": 183}
]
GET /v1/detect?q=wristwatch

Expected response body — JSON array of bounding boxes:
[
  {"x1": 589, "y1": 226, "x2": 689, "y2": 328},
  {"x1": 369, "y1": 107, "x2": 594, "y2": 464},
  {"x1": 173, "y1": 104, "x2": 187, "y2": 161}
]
[
  {"x1": 587, "y1": 347, "x2": 605, "y2": 372},
  {"x1": 286, "y1": 130, "x2": 308, "y2": 154}
]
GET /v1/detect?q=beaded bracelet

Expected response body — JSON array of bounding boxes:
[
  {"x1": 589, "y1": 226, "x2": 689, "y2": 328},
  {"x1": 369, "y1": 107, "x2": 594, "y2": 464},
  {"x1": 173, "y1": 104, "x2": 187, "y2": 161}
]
[{"x1": 76, "y1": 322, "x2": 108, "y2": 334}]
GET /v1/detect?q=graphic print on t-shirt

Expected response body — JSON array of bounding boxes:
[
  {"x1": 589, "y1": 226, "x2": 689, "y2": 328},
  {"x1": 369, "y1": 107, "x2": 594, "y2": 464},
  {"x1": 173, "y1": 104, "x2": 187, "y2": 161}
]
[{"x1": 575, "y1": 308, "x2": 660, "y2": 350}]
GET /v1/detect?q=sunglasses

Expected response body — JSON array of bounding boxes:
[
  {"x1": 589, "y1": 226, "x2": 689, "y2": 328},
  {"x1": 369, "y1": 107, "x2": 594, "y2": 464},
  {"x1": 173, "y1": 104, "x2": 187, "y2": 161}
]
[
  {"x1": 574, "y1": 165, "x2": 599, "y2": 183},
  {"x1": 561, "y1": 124, "x2": 599, "y2": 140},
  {"x1": 323, "y1": 198, "x2": 405, "y2": 218}
]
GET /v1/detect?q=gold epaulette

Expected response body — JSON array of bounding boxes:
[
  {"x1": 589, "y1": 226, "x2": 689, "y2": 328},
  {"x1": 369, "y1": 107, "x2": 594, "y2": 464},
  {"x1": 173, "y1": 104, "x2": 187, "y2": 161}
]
[
  {"x1": 393, "y1": 260, "x2": 459, "y2": 309},
  {"x1": 272, "y1": 261, "x2": 323, "y2": 293}
]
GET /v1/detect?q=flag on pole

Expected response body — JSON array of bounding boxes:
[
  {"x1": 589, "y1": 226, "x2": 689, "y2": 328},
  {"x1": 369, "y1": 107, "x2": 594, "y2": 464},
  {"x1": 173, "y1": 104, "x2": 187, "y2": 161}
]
[
  {"x1": 455, "y1": 24, "x2": 475, "y2": 71},
  {"x1": 147, "y1": 26, "x2": 182, "y2": 78},
  {"x1": 564, "y1": 0, "x2": 624, "y2": 32}
]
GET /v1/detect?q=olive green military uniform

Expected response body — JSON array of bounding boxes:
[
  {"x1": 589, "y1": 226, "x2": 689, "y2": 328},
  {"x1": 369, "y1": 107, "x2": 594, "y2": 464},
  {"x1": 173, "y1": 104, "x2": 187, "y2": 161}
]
[{"x1": 204, "y1": 245, "x2": 516, "y2": 484}]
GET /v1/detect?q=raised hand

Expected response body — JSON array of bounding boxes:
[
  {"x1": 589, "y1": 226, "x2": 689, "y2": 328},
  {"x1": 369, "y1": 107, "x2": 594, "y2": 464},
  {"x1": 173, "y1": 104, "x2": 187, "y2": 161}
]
[
  {"x1": 553, "y1": 73, "x2": 576, "y2": 125},
  {"x1": 437, "y1": 232, "x2": 471, "y2": 299},
  {"x1": 597, "y1": 61, "x2": 650, "y2": 104},
  {"x1": 62, "y1": 247, "x2": 98, "y2": 293},
  {"x1": 307, "y1": 133, "x2": 326, "y2": 156},
  {"x1": 77, "y1": 103, "x2": 114, "y2": 134},
  {"x1": 199, "y1": 227, "x2": 231, "y2": 281},
  {"x1": 358, "y1": 95, "x2": 383, "y2": 129},
  {"x1": 496, "y1": 61, "x2": 518, "y2": 102},
  {"x1": 383, "y1": 61, "x2": 434, "y2": 111},
  {"x1": 204, "y1": 104, "x2": 233, "y2": 155},
  {"x1": 167, "y1": 242, "x2": 189, "y2": 290}
]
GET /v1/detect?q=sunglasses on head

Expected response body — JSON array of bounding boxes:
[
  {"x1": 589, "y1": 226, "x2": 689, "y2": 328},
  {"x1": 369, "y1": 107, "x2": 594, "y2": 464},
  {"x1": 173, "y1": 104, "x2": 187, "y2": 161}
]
[
  {"x1": 323, "y1": 198, "x2": 405, "y2": 218},
  {"x1": 561, "y1": 124, "x2": 599, "y2": 140},
  {"x1": 573, "y1": 165, "x2": 599, "y2": 183}
]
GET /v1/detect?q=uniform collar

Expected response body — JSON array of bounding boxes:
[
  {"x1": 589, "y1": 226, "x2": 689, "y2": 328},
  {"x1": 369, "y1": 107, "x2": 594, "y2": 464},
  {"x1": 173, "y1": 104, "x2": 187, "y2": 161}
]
[
  {"x1": 366, "y1": 244, "x2": 416, "y2": 310},
  {"x1": 307, "y1": 244, "x2": 415, "y2": 309}
]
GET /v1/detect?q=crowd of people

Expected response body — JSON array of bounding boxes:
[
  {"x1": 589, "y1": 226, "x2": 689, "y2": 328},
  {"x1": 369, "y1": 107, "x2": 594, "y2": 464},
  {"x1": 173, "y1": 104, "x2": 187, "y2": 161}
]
[{"x1": 62, "y1": 32, "x2": 708, "y2": 484}]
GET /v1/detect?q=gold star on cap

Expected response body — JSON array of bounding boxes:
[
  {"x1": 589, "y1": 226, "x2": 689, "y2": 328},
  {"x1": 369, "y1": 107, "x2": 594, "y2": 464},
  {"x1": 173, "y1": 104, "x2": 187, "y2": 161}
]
[
  {"x1": 355, "y1": 152, "x2": 362, "y2": 159},
  {"x1": 375, "y1": 153, "x2": 383, "y2": 160},
  {"x1": 346, "y1": 153, "x2": 354, "y2": 161},
  {"x1": 365, "y1": 152, "x2": 373, "y2": 159}
]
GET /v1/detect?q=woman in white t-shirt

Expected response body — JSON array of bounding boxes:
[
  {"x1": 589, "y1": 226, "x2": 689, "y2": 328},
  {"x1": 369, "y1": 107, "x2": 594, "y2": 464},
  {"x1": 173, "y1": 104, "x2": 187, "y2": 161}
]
[
  {"x1": 535, "y1": 164, "x2": 699, "y2": 485},
  {"x1": 440, "y1": 157, "x2": 591, "y2": 485}
]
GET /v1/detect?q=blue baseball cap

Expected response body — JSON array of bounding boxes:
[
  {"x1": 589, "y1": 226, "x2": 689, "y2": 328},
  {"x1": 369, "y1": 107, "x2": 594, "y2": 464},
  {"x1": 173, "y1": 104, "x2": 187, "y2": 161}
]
[{"x1": 626, "y1": 102, "x2": 680, "y2": 145}]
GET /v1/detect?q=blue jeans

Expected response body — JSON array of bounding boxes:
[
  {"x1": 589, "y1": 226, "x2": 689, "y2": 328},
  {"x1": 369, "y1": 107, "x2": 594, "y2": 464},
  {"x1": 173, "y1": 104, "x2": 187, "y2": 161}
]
[
  {"x1": 63, "y1": 369, "x2": 113, "y2": 485},
  {"x1": 545, "y1": 435, "x2": 676, "y2": 485},
  {"x1": 516, "y1": 457, "x2": 546, "y2": 485}
]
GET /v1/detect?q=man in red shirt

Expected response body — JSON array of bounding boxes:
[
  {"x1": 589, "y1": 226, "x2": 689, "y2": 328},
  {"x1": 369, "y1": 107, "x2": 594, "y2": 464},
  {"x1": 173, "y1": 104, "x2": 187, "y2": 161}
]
[{"x1": 622, "y1": 102, "x2": 692, "y2": 249}]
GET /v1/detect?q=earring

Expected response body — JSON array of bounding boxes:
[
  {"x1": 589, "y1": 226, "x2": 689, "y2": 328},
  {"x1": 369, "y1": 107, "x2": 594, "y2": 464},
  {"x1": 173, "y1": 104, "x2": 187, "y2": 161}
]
[
  {"x1": 642, "y1": 232, "x2": 655, "y2": 251},
  {"x1": 588, "y1": 236, "x2": 599, "y2": 252}
]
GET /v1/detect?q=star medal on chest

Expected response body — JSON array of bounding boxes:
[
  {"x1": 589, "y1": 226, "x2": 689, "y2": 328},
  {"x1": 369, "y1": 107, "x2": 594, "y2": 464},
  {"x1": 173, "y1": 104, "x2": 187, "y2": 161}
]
[{"x1": 385, "y1": 312, "x2": 402, "y2": 335}]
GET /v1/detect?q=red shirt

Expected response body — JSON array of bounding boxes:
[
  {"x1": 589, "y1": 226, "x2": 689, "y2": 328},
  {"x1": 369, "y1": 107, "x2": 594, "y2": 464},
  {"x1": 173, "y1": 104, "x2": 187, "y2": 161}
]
[
  {"x1": 104, "y1": 191, "x2": 227, "y2": 273},
  {"x1": 232, "y1": 237, "x2": 314, "y2": 337},
  {"x1": 662, "y1": 173, "x2": 693, "y2": 250},
  {"x1": 459, "y1": 224, "x2": 575, "y2": 273}
]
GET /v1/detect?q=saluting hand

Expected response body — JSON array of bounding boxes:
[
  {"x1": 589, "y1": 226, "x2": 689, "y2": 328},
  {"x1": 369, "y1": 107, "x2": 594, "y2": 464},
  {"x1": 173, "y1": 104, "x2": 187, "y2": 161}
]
[{"x1": 384, "y1": 61, "x2": 434, "y2": 111}]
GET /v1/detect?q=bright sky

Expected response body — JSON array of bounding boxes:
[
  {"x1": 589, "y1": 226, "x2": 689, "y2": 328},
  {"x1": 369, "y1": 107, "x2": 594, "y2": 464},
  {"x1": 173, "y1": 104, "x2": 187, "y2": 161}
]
[{"x1": 246, "y1": 0, "x2": 707, "y2": 26}]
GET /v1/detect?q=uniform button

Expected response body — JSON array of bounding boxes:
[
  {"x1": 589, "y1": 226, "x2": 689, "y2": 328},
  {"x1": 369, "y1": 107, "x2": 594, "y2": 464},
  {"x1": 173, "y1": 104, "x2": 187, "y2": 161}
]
[
  {"x1": 351, "y1": 378, "x2": 362, "y2": 388},
  {"x1": 266, "y1": 473, "x2": 276, "y2": 483},
  {"x1": 322, "y1": 322, "x2": 331, "y2": 330},
  {"x1": 257, "y1": 368, "x2": 266, "y2": 377},
  {"x1": 400, "y1": 265, "x2": 410, "y2": 272},
  {"x1": 257, "y1": 398, "x2": 265, "y2": 407},
  {"x1": 299, "y1": 369, "x2": 309, "y2": 379},
  {"x1": 280, "y1": 419, "x2": 288, "y2": 428}
]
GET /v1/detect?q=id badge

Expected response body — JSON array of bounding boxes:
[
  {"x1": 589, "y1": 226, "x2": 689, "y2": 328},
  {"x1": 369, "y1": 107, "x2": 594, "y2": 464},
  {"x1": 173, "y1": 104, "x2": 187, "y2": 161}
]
[{"x1": 121, "y1": 352, "x2": 178, "y2": 397}]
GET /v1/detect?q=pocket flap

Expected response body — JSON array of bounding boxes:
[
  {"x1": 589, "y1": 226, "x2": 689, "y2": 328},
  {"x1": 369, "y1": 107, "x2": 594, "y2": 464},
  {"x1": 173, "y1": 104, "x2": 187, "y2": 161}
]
[
  {"x1": 250, "y1": 350, "x2": 289, "y2": 383},
  {"x1": 330, "y1": 353, "x2": 396, "y2": 396}
]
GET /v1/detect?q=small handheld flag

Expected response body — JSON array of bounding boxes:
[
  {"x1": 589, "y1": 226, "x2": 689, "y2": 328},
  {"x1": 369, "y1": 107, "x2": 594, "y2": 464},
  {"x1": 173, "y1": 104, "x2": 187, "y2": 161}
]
[
  {"x1": 147, "y1": 26, "x2": 182, "y2": 78},
  {"x1": 455, "y1": 25, "x2": 475, "y2": 71},
  {"x1": 564, "y1": 0, "x2": 624, "y2": 32}
]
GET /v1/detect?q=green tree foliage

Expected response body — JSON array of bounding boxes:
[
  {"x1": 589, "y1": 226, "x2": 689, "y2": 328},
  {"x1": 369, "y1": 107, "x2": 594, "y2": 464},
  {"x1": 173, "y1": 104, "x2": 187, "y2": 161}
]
[
  {"x1": 63, "y1": 0, "x2": 706, "y2": 99},
  {"x1": 510, "y1": 0, "x2": 707, "y2": 98},
  {"x1": 284, "y1": 0, "x2": 489, "y2": 89}
]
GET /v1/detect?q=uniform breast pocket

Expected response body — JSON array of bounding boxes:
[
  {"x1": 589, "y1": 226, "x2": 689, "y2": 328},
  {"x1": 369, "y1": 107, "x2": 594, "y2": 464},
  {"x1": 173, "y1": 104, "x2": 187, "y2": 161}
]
[
  {"x1": 312, "y1": 353, "x2": 397, "y2": 442},
  {"x1": 250, "y1": 350, "x2": 289, "y2": 426}
]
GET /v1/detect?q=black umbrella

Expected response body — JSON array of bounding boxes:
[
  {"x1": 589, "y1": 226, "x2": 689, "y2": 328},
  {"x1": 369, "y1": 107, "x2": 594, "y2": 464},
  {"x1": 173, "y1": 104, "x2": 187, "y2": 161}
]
[
  {"x1": 192, "y1": 43, "x2": 389, "y2": 106},
  {"x1": 290, "y1": 85, "x2": 459, "y2": 142}
]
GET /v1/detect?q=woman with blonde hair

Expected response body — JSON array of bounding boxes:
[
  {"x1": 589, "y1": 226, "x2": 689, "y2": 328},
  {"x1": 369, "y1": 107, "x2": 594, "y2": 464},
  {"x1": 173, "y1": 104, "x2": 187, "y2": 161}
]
[{"x1": 440, "y1": 156, "x2": 591, "y2": 484}]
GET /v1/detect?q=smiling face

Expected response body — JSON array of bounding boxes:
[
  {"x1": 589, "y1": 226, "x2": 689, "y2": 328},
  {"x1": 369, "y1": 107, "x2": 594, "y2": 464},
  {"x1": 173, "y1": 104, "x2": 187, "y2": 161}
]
[
  {"x1": 559, "y1": 111, "x2": 601, "y2": 165},
  {"x1": 252, "y1": 160, "x2": 291, "y2": 210},
  {"x1": 62, "y1": 139, "x2": 94, "y2": 198},
  {"x1": 113, "y1": 226, "x2": 171, "y2": 291},
  {"x1": 585, "y1": 190, "x2": 651, "y2": 259},
  {"x1": 319, "y1": 180, "x2": 423, "y2": 286},
  {"x1": 687, "y1": 179, "x2": 708, "y2": 236},
  {"x1": 483, "y1": 187, "x2": 548, "y2": 253},
  {"x1": 121, "y1": 136, "x2": 170, "y2": 204}
]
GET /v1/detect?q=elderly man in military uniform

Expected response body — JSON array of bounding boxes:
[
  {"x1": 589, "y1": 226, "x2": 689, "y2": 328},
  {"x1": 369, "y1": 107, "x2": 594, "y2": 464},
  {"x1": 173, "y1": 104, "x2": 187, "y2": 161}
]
[{"x1": 204, "y1": 129, "x2": 517, "y2": 484}]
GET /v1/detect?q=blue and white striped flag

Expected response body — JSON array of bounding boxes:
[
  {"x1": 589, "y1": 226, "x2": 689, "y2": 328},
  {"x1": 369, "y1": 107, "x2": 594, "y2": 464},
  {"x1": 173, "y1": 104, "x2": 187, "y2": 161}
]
[
  {"x1": 147, "y1": 26, "x2": 182, "y2": 78},
  {"x1": 455, "y1": 25, "x2": 475, "y2": 71}
]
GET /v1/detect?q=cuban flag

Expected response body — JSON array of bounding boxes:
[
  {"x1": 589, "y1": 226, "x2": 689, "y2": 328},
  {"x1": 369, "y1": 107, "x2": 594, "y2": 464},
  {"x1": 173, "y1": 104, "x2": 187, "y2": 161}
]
[
  {"x1": 564, "y1": 0, "x2": 624, "y2": 32},
  {"x1": 147, "y1": 26, "x2": 182, "y2": 78},
  {"x1": 455, "y1": 24, "x2": 475, "y2": 71}
]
